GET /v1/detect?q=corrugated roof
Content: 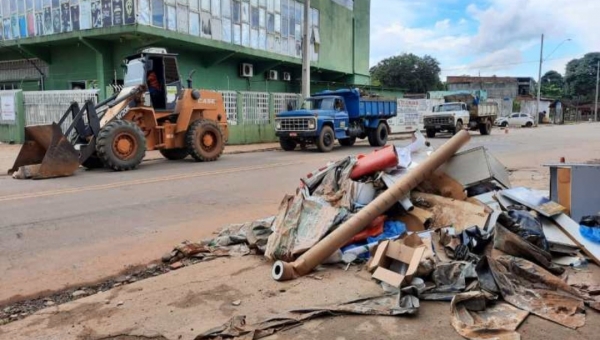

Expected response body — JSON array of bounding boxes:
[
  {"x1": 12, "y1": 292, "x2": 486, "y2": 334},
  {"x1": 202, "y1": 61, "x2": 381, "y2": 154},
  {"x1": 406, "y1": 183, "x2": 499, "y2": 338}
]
[{"x1": 447, "y1": 76, "x2": 518, "y2": 84}]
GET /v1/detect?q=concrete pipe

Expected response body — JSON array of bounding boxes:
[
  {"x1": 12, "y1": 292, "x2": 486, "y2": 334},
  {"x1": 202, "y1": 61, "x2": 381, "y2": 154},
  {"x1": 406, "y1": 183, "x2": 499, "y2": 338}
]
[{"x1": 272, "y1": 130, "x2": 471, "y2": 281}]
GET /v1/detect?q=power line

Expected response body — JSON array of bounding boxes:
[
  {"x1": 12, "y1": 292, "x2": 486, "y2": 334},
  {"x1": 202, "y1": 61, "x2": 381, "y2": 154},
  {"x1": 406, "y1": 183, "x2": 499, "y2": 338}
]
[{"x1": 440, "y1": 55, "x2": 578, "y2": 72}]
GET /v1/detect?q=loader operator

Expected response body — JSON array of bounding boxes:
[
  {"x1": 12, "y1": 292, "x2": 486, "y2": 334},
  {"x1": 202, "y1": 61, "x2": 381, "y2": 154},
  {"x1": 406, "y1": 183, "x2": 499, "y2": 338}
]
[{"x1": 147, "y1": 70, "x2": 164, "y2": 108}]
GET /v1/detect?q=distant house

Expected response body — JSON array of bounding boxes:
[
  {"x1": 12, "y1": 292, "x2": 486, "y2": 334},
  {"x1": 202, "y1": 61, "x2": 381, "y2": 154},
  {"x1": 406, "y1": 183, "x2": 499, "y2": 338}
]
[{"x1": 446, "y1": 76, "x2": 536, "y2": 99}]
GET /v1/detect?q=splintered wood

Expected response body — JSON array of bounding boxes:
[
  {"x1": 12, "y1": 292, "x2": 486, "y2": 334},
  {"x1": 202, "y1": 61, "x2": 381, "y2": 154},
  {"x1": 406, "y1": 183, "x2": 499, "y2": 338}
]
[{"x1": 411, "y1": 192, "x2": 490, "y2": 232}]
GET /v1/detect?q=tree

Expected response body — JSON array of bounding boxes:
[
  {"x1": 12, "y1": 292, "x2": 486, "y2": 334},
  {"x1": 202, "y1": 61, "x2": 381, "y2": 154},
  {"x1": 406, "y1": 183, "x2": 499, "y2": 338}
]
[
  {"x1": 564, "y1": 52, "x2": 600, "y2": 99},
  {"x1": 540, "y1": 70, "x2": 564, "y2": 98},
  {"x1": 370, "y1": 54, "x2": 442, "y2": 93},
  {"x1": 541, "y1": 70, "x2": 564, "y2": 88}
]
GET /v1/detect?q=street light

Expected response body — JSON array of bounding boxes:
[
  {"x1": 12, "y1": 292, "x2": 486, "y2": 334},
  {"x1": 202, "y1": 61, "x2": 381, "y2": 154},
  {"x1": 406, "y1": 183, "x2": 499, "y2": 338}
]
[{"x1": 536, "y1": 36, "x2": 571, "y2": 125}]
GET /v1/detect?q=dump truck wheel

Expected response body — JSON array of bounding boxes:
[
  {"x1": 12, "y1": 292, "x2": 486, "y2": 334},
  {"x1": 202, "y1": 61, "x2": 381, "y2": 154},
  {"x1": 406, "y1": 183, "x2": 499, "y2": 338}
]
[
  {"x1": 316, "y1": 125, "x2": 335, "y2": 152},
  {"x1": 339, "y1": 137, "x2": 356, "y2": 147},
  {"x1": 479, "y1": 120, "x2": 492, "y2": 135},
  {"x1": 453, "y1": 120, "x2": 464, "y2": 135},
  {"x1": 82, "y1": 154, "x2": 105, "y2": 169},
  {"x1": 96, "y1": 120, "x2": 146, "y2": 171},
  {"x1": 426, "y1": 129, "x2": 436, "y2": 138},
  {"x1": 279, "y1": 138, "x2": 297, "y2": 151},
  {"x1": 368, "y1": 123, "x2": 388, "y2": 147},
  {"x1": 160, "y1": 148, "x2": 189, "y2": 160},
  {"x1": 186, "y1": 120, "x2": 225, "y2": 162}
]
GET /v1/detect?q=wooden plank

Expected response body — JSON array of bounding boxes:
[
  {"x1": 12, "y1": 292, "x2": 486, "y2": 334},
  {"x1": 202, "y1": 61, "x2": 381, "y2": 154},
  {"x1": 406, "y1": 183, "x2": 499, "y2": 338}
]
[
  {"x1": 539, "y1": 216, "x2": 577, "y2": 248},
  {"x1": 412, "y1": 192, "x2": 489, "y2": 232},
  {"x1": 552, "y1": 213, "x2": 600, "y2": 266},
  {"x1": 501, "y1": 187, "x2": 566, "y2": 217},
  {"x1": 557, "y1": 168, "x2": 572, "y2": 215}
]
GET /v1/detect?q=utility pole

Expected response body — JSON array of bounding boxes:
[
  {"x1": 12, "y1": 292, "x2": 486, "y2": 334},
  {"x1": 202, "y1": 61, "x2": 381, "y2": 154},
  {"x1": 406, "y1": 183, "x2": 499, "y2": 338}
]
[
  {"x1": 595, "y1": 60, "x2": 599, "y2": 122},
  {"x1": 535, "y1": 34, "x2": 544, "y2": 127},
  {"x1": 301, "y1": 0, "x2": 311, "y2": 99}
]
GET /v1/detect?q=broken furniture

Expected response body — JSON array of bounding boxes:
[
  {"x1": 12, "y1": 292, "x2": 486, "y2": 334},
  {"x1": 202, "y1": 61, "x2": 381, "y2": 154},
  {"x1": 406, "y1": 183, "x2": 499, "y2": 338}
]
[{"x1": 544, "y1": 163, "x2": 600, "y2": 221}]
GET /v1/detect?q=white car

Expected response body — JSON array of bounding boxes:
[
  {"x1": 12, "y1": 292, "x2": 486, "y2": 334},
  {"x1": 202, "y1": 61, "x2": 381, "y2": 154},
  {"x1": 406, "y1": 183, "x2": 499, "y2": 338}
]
[{"x1": 494, "y1": 113, "x2": 534, "y2": 127}]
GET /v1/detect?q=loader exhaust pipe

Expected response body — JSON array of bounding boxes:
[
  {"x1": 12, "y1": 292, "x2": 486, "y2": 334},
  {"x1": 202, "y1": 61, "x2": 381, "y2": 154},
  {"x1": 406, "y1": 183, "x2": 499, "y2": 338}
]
[{"x1": 272, "y1": 130, "x2": 471, "y2": 281}]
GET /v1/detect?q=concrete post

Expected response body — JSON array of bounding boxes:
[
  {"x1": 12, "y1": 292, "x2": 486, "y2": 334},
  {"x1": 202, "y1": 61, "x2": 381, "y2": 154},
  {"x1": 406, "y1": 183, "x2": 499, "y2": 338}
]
[
  {"x1": 301, "y1": 0, "x2": 311, "y2": 99},
  {"x1": 535, "y1": 34, "x2": 544, "y2": 127},
  {"x1": 595, "y1": 60, "x2": 599, "y2": 122}
]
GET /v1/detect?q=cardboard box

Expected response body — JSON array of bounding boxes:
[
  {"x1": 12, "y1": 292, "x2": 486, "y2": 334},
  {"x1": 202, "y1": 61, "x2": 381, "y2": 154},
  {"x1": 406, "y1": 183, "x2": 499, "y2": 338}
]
[{"x1": 369, "y1": 234, "x2": 427, "y2": 288}]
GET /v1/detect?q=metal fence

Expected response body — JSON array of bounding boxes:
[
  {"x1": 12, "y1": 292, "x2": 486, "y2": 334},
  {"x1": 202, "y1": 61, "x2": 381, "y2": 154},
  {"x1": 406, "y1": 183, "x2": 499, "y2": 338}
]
[
  {"x1": 19, "y1": 90, "x2": 299, "y2": 128},
  {"x1": 240, "y1": 92, "x2": 270, "y2": 125},
  {"x1": 219, "y1": 91, "x2": 238, "y2": 125},
  {"x1": 0, "y1": 59, "x2": 48, "y2": 82},
  {"x1": 23, "y1": 90, "x2": 99, "y2": 132},
  {"x1": 273, "y1": 93, "x2": 302, "y2": 116}
]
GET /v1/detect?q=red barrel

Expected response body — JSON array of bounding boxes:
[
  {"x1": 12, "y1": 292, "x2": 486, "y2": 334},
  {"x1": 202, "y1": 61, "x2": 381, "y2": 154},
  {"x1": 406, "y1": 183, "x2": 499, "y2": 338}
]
[{"x1": 350, "y1": 145, "x2": 398, "y2": 180}]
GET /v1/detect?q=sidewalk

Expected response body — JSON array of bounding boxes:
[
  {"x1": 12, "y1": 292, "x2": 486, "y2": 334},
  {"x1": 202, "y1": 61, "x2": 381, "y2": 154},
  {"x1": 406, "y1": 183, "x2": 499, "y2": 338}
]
[{"x1": 0, "y1": 134, "x2": 411, "y2": 174}]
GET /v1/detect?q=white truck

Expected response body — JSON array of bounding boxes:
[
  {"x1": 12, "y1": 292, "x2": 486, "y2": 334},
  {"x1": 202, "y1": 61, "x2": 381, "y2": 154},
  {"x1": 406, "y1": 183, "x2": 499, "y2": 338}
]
[{"x1": 423, "y1": 92, "x2": 498, "y2": 138}]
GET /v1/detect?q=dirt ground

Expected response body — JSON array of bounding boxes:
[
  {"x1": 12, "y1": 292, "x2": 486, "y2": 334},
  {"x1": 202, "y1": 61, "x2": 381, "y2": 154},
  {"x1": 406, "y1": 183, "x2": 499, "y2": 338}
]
[{"x1": 0, "y1": 256, "x2": 598, "y2": 340}]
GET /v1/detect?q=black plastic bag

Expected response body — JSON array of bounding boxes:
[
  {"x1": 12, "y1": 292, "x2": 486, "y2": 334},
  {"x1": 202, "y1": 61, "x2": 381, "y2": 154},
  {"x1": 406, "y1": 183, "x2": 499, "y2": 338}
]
[{"x1": 497, "y1": 210, "x2": 549, "y2": 252}]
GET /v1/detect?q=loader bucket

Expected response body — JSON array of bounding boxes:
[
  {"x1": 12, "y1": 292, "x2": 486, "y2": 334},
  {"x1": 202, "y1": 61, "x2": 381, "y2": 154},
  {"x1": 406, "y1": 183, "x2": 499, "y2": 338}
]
[{"x1": 8, "y1": 123, "x2": 80, "y2": 179}]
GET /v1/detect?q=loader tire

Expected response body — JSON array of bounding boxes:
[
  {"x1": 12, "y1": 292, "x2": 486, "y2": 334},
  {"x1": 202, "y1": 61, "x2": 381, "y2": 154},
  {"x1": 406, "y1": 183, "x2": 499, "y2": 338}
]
[
  {"x1": 368, "y1": 123, "x2": 389, "y2": 147},
  {"x1": 160, "y1": 148, "x2": 189, "y2": 160},
  {"x1": 96, "y1": 120, "x2": 146, "y2": 171},
  {"x1": 82, "y1": 154, "x2": 105, "y2": 169},
  {"x1": 186, "y1": 119, "x2": 225, "y2": 162}
]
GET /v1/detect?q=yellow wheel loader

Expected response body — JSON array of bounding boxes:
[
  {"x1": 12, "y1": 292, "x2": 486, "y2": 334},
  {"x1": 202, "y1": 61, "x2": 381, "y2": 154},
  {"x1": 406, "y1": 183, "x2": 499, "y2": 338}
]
[{"x1": 8, "y1": 48, "x2": 229, "y2": 179}]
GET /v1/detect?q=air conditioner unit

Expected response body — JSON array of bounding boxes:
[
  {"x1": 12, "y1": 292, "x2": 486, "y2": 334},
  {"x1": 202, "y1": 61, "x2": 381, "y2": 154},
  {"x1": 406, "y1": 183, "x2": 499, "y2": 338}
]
[
  {"x1": 283, "y1": 72, "x2": 292, "y2": 82},
  {"x1": 267, "y1": 70, "x2": 279, "y2": 81},
  {"x1": 240, "y1": 63, "x2": 254, "y2": 78}
]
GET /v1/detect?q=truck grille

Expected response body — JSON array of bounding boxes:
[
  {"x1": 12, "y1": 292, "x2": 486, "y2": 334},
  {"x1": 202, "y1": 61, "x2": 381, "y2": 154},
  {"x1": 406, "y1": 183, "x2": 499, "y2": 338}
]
[
  {"x1": 276, "y1": 118, "x2": 316, "y2": 131},
  {"x1": 425, "y1": 117, "x2": 453, "y2": 125}
]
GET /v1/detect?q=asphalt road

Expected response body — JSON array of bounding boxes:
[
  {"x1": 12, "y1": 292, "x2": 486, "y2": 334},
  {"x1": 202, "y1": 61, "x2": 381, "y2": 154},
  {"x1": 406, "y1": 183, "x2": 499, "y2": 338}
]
[{"x1": 1, "y1": 123, "x2": 599, "y2": 303}]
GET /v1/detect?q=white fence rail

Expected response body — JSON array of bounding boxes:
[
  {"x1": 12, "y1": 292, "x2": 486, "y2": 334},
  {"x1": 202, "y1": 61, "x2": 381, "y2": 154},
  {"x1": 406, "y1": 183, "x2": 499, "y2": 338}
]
[
  {"x1": 219, "y1": 91, "x2": 238, "y2": 125},
  {"x1": 273, "y1": 93, "x2": 302, "y2": 116},
  {"x1": 240, "y1": 92, "x2": 270, "y2": 125},
  {"x1": 24, "y1": 90, "x2": 99, "y2": 132}
]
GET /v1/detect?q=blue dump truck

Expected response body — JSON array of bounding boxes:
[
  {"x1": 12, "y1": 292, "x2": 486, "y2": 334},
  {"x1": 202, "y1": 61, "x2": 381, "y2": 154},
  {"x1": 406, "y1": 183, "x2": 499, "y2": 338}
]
[{"x1": 274, "y1": 89, "x2": 398, "y2": 152}]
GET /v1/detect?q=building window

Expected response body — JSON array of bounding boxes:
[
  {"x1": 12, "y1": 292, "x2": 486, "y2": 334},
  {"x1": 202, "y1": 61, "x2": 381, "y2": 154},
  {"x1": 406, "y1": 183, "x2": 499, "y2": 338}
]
[
  {"x1": 0, "y1": 83, "x2": 20, "y2": 90},
  {"x1": 233, "y1": 0, "x2": 240, "y2": 23},
  {"x1": 201, "y1": 0, "x2": 210, "y2": 11},
  {"x1": 251, "y1": 6, "x2": 259, "y2": 28},
  {"x1": 152, "y1": 0, "x2": 165, "y2": 27}
]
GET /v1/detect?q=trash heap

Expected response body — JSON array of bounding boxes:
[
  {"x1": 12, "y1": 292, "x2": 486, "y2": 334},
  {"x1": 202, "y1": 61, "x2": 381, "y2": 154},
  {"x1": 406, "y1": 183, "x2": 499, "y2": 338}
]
[{"x1": 164, "y1": 131, "x2": 600, "y2": 340}]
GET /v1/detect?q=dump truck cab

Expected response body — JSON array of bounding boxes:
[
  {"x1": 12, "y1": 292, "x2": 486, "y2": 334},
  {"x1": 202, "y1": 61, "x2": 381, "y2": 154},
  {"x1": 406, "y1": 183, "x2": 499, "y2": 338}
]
[{"x1": 423, "y1": 90, "x2": 496, "y2": 138}]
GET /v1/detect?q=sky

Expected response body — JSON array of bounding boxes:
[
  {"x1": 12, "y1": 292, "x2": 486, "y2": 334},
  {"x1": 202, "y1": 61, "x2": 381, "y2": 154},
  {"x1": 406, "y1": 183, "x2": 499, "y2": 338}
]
[{"x1": 369, "y1": 0, "x2": 600, "y2": 80}]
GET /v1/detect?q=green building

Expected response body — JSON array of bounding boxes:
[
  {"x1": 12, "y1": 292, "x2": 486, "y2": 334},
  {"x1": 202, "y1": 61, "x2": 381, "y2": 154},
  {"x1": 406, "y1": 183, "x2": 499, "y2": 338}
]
[{"x1": 0, "y1": 0, "x2": 371, "y2": 99}]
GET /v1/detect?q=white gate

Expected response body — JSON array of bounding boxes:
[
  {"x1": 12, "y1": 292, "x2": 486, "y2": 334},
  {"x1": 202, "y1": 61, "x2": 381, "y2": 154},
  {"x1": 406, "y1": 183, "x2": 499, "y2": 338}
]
[
  {"x1": 240, "y1": 92, "x2": 269, "y2": 125},
  {"x1": 272, "y1": 93, "x2": 301, "y2": 115},
  {"x1": 219, "y1": 91, "x2": 238, "y2": 125},
  {"x1": 23, "y1": 90, "x2": 99, "y2": 131}
]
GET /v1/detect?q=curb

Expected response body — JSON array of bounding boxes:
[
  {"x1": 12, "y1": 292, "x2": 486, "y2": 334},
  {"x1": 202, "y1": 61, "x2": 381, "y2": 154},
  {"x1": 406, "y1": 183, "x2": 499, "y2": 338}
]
[{"x1": 142, "y1": 133, "x2": 413, "y2": 163}]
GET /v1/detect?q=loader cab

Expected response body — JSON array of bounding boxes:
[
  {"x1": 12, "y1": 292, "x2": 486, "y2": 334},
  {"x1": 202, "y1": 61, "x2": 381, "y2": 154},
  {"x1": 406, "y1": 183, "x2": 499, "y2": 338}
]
[{"x1": 124, "y1": 48, "x2": 182, "y2": 111}]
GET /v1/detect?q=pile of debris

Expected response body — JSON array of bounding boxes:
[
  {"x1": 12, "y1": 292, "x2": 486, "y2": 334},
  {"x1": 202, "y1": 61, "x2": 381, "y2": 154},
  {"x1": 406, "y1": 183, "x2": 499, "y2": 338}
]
[{"x1": 163, "y1": 131, "x2": 600, "y2": 340}]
